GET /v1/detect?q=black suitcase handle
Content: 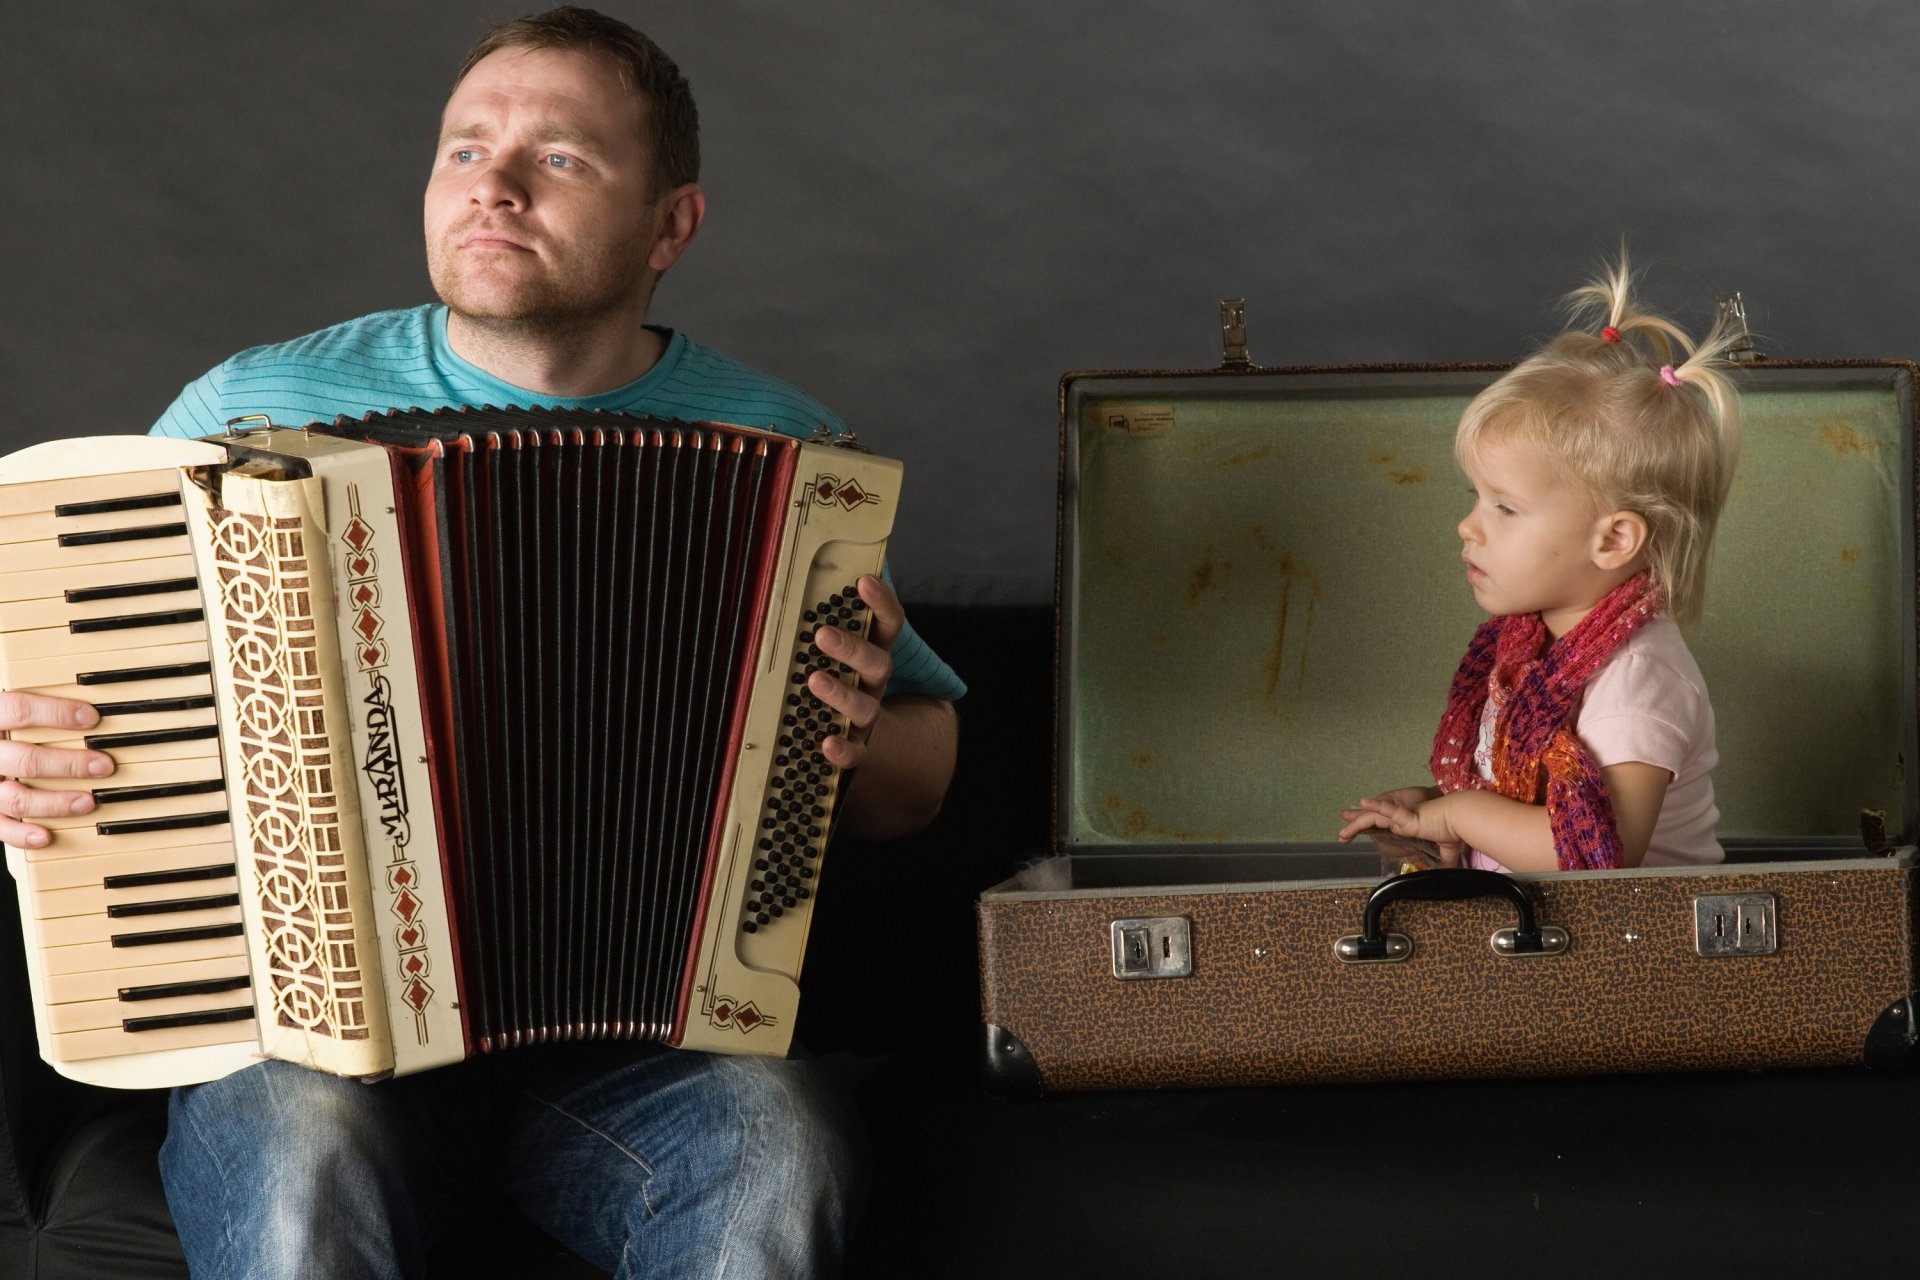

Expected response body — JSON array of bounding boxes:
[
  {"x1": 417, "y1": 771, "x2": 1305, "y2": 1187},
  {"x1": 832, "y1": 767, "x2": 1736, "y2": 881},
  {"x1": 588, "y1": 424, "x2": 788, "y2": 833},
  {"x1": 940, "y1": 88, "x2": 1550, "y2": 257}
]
[{"x1": 1337, "y1": 868, "x2": 1563, "y2": 962}]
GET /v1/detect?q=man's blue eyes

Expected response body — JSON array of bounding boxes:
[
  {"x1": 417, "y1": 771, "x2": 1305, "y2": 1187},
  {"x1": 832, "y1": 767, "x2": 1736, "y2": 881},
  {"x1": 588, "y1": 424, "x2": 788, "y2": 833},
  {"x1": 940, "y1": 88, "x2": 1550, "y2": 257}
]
[{"x1": 447, "y1": 150, "x2": 573, "y2": 168}]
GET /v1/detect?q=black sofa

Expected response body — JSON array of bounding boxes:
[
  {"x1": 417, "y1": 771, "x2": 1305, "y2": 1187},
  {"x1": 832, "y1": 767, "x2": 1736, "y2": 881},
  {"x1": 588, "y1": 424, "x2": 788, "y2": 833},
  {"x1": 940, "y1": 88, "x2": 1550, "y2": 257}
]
[{"x1": 4, "y1": 604, "x2": 1917, "y2": 1278}]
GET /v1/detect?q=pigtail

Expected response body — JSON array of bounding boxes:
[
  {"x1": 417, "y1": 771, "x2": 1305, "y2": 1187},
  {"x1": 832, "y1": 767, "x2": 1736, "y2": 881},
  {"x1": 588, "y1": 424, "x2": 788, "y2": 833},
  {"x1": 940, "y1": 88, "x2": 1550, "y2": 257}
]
[
  {"x1": 1564, "y1": 252, "x2": 1691, "y2": 364},
  {"x1": 1658, "y1": 309, "x2": 1745, "y2": 514}
]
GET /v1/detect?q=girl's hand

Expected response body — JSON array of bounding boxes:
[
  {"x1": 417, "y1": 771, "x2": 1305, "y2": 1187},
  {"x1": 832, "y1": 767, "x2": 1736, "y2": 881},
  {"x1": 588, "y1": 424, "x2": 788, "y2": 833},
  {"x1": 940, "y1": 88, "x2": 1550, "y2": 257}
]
[{"x1": 1338, "y1": 789, "x2": 1460, "y2": 847}]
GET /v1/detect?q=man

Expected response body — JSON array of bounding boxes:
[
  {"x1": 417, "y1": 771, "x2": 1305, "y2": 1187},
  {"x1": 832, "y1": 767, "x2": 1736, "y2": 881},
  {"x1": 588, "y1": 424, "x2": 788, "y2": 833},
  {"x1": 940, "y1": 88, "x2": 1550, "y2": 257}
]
[{"x1": 0, "y1": 8, "x2": 962, "y2": 1277}]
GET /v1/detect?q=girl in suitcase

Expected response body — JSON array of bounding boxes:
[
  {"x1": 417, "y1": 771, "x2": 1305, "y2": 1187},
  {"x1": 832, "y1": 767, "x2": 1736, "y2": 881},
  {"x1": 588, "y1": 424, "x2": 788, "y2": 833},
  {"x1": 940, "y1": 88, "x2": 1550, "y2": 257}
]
[{"x1": 1337, "y1": 258, "x2": 1743, "y2": 873}]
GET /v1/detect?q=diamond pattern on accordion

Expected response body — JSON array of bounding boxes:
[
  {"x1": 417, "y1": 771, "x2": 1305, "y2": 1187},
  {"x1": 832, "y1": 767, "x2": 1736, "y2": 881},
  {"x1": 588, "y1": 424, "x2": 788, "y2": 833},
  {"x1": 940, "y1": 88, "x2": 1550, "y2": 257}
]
[
  {"x1": 210, "y1": 509, "x2": 372, "y2": 1040},
  {"x1": 741, "y1": 584, "x2": 868, "y2": 934}
]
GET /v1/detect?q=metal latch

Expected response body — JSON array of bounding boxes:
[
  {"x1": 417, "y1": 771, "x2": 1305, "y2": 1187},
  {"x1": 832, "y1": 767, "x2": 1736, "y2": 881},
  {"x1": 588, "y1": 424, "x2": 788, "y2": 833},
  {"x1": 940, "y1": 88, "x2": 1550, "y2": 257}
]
[
  {"x1": 1219, "y1": 299, "x2": 1251, "y2": 368},
  {"x1": 1111, "y1": 917, "x2": 1193, "y2": 979},
  {"x1": 1694, "y1": 893, "x2": 1777, "y2": 956},
  {"x1": 809, "y1": 425, "x2": 873, "y2": 453}
]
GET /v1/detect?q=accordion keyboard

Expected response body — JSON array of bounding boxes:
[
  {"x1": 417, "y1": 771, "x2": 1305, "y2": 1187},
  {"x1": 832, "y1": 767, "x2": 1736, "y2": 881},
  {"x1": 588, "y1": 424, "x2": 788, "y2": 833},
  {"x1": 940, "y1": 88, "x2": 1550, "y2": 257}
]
[{"x1": 0, "y1": 444, "x2": 256, "y2": 1076}]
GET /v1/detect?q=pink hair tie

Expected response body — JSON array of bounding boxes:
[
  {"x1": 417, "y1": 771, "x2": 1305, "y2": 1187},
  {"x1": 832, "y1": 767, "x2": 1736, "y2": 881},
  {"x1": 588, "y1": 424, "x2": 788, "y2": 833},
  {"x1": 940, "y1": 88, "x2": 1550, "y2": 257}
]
[
  {"x1": 1600, "y1": 326, "x2": 1622, "y2": 343},
  {"x1": 1659, "y1": 364, "x2": 1684, "y2": 387}
]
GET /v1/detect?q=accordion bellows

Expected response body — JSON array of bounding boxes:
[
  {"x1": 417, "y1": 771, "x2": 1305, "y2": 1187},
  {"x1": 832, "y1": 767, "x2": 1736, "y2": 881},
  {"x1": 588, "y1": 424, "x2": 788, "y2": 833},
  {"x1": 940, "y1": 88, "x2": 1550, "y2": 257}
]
[{"x1": 0, "y1": 409, "x2": 900, "y2": 1087}]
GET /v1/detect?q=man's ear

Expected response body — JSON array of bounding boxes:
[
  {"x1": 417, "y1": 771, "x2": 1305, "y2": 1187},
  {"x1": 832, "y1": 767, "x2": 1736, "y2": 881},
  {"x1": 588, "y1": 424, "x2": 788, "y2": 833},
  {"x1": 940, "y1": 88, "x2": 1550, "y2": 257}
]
[
  {"x1": 1591, "y1": 510, "x2": 1649, "y2": 571},
  {"x1": 647, "y1": 183, "x2": 706, "y2": 273}
]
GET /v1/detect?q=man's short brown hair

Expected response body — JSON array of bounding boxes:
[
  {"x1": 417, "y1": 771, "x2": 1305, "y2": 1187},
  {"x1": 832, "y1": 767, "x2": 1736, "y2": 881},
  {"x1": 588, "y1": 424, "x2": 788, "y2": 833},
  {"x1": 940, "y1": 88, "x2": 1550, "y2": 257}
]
[{"x1": 454, "y1": 6, "x2": 700, "y2": 190}]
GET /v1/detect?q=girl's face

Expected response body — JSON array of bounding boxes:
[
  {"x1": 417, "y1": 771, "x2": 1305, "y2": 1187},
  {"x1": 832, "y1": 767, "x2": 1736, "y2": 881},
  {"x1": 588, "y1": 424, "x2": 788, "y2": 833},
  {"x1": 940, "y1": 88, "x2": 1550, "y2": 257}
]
[{"x1": 1456, "y1": 436, "x2": 1620, "y2": 636}]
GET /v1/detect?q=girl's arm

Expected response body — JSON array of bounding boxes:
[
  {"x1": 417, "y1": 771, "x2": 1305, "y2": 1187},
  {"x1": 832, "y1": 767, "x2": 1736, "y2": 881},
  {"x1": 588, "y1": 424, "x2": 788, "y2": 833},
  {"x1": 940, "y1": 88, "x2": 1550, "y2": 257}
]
[
  {"x1": 1596, "y1": 761, "x2": 1671, "y2": 868},
  {"x1": 1340, "y1": 761, "x2": 1672, "y2": 871}
]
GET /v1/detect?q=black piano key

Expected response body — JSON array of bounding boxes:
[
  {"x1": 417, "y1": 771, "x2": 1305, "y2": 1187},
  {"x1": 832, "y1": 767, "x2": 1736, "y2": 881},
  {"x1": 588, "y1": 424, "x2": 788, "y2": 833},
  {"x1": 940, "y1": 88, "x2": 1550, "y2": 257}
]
[
  {"x1": 85, "y1": 724, "x2": 219, "y2": 750},
  {"x1": 54, "y1": 492, "x2": 183, "y2": 518},
  {"x1": 56, "y1": 522, "x2": 189, "y2": 548},
  {"x1": 111, "y1": 921, "x2": 244, "y2": 948},
  {"x1": 69, "y1": 607, "x2": 206, "y2": 634},
  {"x1": 90, "y1": 694, "x2": 216, "y2": 718},
  {"x1": 65, "y1": 576, "x2": 200, "y2": 604},
  {"x1": 96, "y1": 810, "x2": 228, "y2": 837},
  {"x1": 118, "y1": 974, "x2": 250, "y2": 1002},
  {"x1": 107, "y1": 893, "x2": 240, "y2": 919},
  {"x1": 122, "y1": 1006, "x2": 255, "y2": 1033},
  {"x1": 91, "y1": 778, "x2": 224, "y2": 806},
  {"x1": 104, "y1": 862, "x2": 234, "y2": 890},
  {"x1": 77, "y1": 661, "x2": 213, "y2": 686}
]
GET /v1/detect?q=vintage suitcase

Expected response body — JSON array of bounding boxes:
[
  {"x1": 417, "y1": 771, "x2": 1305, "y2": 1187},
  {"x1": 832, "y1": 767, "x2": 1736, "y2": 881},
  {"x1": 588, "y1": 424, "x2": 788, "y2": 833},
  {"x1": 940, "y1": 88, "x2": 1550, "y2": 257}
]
[{"x1": 977, "y1": 300, "x2": 1920, "y2": 1095}]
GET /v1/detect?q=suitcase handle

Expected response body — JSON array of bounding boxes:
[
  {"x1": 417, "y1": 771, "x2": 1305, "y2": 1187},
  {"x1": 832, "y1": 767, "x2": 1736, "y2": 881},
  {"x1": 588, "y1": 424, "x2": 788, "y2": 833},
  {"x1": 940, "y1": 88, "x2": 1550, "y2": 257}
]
[{"x1": 1337, "y1": 869, "x2": 1562, "y2": 962}]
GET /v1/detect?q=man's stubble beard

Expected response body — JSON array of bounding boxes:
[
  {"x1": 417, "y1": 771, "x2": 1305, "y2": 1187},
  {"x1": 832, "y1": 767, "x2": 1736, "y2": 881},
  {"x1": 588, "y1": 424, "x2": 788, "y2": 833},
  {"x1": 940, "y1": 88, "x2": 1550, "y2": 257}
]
[{"x1": 428, "y1": 233, "x2": 657, "y2": 349}]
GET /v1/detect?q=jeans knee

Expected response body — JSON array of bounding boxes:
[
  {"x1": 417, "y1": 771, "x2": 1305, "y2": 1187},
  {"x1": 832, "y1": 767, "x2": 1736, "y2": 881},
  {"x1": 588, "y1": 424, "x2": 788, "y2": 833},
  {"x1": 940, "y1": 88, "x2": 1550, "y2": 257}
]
[
  {"x1": 162, "y1": 1061, "x2": 431, "y2": 1277},
  {"x1": 720, "y1": 1057, "x2": 861, "y2": 1188}
]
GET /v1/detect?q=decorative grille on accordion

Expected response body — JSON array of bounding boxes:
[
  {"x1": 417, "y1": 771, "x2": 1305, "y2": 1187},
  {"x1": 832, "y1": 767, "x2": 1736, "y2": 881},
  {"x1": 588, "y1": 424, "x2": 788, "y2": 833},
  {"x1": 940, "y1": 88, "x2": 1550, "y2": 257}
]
[{"x1": 208, "y1": 505, "x2": 374, "y2": 1045}]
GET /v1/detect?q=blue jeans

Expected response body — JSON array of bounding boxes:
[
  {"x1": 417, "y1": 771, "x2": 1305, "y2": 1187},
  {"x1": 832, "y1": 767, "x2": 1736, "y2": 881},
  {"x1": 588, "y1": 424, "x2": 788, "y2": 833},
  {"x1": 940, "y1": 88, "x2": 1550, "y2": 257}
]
[{"x1": 158, "y1": 1042, "x2": 864, "y2": 1279}]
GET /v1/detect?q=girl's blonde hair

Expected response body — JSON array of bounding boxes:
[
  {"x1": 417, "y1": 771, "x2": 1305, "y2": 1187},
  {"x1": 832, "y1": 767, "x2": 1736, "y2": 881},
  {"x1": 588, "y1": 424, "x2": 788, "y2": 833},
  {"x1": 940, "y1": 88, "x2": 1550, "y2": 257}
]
[{"x1": 1455, "y1": 254, "x2": 1744, "y2": 624}]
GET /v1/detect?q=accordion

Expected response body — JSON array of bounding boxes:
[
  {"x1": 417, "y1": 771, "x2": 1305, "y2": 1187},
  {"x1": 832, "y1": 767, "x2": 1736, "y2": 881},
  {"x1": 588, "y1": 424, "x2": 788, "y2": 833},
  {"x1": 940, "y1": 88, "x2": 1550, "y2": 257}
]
[{"x1": 0, "y1": 409, "x2": 900, "y2": 1088}]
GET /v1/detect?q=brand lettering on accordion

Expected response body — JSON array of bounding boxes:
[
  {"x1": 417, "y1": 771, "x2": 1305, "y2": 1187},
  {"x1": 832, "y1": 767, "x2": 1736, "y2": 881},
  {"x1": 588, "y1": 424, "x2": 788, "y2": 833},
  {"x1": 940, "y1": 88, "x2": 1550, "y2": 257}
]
[
  {"x1": 0, "y1": 409, "x2": 900, "y2": 1088},
  {"x1": 338, "y1": 485, "x2": 436, "y2": 1049},
  {"x1": 359, "y1": 676, "x2": 413, "y2": 851}
]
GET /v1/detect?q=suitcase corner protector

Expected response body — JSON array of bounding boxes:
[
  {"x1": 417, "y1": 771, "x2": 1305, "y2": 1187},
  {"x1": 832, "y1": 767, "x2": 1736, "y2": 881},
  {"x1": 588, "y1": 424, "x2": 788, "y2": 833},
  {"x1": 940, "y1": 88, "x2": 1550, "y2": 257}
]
[
  {"x1": 980, "y1": 1022, "x2": 1043, "y2": 1100},
  {"x1": 1865, "y1": 995, "x2": 1920, "y2": 1069}
]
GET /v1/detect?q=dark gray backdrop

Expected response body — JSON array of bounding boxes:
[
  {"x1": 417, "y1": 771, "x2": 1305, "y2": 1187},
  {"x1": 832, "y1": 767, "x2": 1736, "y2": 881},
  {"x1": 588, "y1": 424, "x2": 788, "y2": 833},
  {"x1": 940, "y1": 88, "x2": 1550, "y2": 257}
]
[{"x1": 3, "y1": 1, "x2": 1913, "y2": 605}]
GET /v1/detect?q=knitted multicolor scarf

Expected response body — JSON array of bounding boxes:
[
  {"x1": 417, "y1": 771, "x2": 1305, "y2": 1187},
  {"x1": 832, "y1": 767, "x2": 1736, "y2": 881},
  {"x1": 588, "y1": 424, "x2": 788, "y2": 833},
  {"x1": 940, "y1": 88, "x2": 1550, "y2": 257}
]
[{"x1": 1428, "y1": 572, "x2": 1666, "y2": 870}]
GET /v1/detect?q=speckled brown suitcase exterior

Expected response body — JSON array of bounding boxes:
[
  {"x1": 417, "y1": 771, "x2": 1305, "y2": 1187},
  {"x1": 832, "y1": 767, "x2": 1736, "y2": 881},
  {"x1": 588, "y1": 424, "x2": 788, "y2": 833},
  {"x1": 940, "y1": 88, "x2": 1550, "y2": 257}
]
[{"x1": 977, "y1": 311, "x2": 1920, "y2": 1095}]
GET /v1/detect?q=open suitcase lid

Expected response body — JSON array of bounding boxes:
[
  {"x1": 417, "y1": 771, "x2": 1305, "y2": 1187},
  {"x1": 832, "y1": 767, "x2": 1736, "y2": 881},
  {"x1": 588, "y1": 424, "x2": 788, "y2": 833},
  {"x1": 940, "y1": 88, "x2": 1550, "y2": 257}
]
[{"x1": 1052, "y1": 302, "x2": 1920, "y2": 877}]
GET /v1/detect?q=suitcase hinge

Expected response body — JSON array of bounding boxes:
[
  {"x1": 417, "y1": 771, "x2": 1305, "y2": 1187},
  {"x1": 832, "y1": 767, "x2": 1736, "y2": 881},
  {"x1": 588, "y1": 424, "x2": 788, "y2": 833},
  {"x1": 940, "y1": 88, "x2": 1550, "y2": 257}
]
[
  {"x1": 1219, "y1": 298, "x2": 1252, "y2": 368},
  {"x1": 1717, "y1": 292, "x2": 1761, "y2": 363}
]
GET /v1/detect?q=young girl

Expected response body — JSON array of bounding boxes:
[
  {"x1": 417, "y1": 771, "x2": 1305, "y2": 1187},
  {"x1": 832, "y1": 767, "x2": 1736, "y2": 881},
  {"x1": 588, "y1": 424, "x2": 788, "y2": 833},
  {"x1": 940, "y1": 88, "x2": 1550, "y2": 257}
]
[{"x1": 1337, "y1": 258, "x2": 1742, "y2": 872}]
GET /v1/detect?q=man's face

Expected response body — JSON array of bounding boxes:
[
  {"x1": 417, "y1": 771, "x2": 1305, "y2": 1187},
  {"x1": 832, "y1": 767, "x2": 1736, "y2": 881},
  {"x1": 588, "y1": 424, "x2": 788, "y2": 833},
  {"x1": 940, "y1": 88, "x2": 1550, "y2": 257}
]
[{"x1": 425, "y1": 47, "x2": 663, "y2": 330}]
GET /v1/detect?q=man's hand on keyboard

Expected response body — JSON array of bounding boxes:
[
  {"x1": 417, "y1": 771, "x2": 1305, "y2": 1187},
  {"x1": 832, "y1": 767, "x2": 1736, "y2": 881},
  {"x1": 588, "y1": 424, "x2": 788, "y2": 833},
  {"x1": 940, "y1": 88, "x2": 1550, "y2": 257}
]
[{"x1": 0, "y1": 691, "x2": 111, "y2": 849}]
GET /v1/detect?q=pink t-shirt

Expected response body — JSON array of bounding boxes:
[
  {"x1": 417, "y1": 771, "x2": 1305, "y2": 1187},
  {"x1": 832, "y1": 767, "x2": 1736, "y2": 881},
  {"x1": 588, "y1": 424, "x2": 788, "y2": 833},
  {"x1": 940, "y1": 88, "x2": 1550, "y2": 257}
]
[{"x1": 1468, "y1": 616, "x2": 1722, "y2": 870}]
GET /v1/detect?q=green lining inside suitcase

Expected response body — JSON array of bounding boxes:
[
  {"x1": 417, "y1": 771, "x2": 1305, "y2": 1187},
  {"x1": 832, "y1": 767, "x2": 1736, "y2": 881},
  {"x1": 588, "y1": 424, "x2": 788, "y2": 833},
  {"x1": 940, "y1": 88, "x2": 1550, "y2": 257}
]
[{"x1": 1058, "y1": 364, "x2": 1917, "y2": 870}]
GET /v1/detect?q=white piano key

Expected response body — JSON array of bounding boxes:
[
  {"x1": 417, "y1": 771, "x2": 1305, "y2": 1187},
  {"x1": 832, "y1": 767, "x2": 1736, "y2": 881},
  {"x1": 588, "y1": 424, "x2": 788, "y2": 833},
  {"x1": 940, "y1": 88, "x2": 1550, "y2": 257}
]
[
  {"x1": 0, "y1": 552, "x2": 199, "y2": 606},
  {"x1": 52, "y1": 1014, "x2": 257, "y2": 1065},
  {"x1": 42, "y1": 924, "x2": 245, "y2": 976},
  {"x1": 35, "y1": 867, "x2": 238, "y2": 920},
  {"x1": 1, "y1": 531, "x2": 194, "y2": 577},
  {"x1": 9, "y1": 703, "x2": 218, "y2": 747},
  {"x1": 10, "y1": 757, "x2": 222, "y2": 800},
  {"x1": 28, "y1": 818, "x2": 234, "y2": 860},
  {"x1": 0, "y1": 639, "x2": 210, "y2": 689},
  {"x1": 3, "y1": 618, "x2": 210, "y2": 662},
  {"x1": 17, "y1": 733, "x2": 221, "y2": 772},
  {"x1": 0, "y1": 500, "x2": 190, "y2": 549},
  {"x1": 0, "y1": 469, "x2": 187, "y2": 521},
  {"x1": 43, "y1": 952, "x2": 250, "y2": 1006},
  {"x1": 18, "y1": 671, "x2": 213, "y2": 707},
  {"x1": 0, "y1": 584, "x2": 204, "y2": 633},
  {"x1": 21, "y1": 839, "x2": 235, "y2": 893},
  {"x1": 46, "y1": 983, "x2": 253, "y2": 1035},
  {"x1": 34, "y1": 785, "x2": 230, "y2": 833},
  {"x1": 38, "y1": 902, "x2": 242, "y2": 948}
]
